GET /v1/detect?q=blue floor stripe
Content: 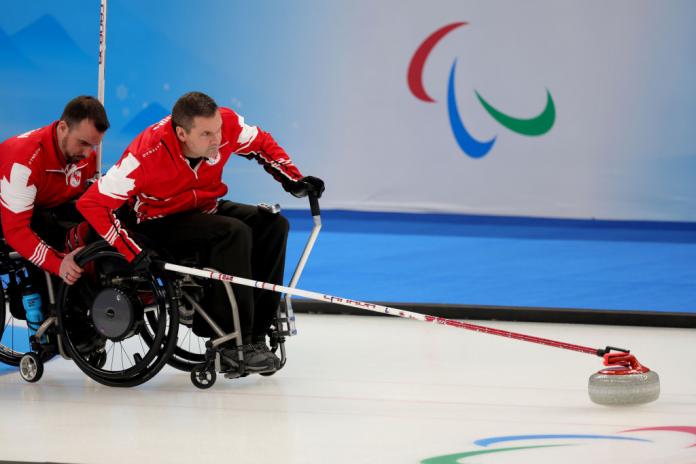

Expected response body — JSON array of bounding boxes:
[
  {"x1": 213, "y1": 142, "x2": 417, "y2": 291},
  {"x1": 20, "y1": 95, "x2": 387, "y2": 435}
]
[
  {"x1": 284, "y1": 210, "x2": 696, "y2": 243},
  {"x1": 283, "y1": 210, "x2": 696, "y2": 314}
]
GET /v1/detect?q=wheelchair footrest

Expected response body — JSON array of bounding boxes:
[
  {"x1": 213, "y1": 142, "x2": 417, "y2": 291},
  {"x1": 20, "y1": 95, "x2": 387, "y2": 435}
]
[{"x1": 275, "y1": 315, "x2": 297, "y2": 337}]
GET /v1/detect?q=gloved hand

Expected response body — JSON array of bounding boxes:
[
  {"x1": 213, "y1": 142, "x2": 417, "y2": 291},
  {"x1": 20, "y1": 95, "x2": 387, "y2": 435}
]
[
  {"x1": 288, "y1": 176, "x2": 325, "y2": 199},
  {"x1": 64, "y1": 221, "x2": 96, "y2": 253},
  {"x1": 132, "y1": 248, "x2": 159, "y2": 274}
]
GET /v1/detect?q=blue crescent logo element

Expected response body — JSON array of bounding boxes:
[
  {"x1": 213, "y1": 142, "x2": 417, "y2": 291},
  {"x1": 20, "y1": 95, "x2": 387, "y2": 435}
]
[
  {"x1": 473, "y1": 434, "x2": 651, "y2": 447},
  {"x1": 447, "y1": 60, "x2": 496, "y2": 158}
]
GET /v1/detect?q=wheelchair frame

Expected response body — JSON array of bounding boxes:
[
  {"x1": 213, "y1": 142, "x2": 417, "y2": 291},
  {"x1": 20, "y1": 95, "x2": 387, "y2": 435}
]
[{"x1": 174, "y1": 195, "x2": 322, "y2": 388}]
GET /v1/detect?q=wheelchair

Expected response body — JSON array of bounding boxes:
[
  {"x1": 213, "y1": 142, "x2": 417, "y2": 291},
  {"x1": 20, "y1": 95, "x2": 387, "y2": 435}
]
[
  {"x1": 0, "y1": 238, "x2": 179, "y2": 387},
  {"x1": 1, "y1": 195, "x2": 320, "y2": 389},
  {"x1": 148, "y1": 196, "x2": 321, "y2": 389},
  {"x1": 161, "y1": 261, "x2": 292, "y2": 389}
]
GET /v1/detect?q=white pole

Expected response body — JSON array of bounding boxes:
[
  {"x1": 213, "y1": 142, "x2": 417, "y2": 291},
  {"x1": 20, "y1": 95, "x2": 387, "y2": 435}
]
[{"x1": 97, "y1": 0, "x2": 108, "y2": 178}]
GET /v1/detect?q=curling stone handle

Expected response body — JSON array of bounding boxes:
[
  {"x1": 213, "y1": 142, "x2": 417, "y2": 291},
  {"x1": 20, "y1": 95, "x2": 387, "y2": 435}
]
[
  {"x1": 603, "y1": 353, "x2": 646, "y2": 370},
  {"x1": 596, "y1": 345, "x2": 630, "y2": 357}
]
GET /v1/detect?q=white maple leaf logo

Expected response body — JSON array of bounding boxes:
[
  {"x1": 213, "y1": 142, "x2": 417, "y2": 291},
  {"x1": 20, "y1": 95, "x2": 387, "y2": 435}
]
[
  {"x1": 0, "y1": 163, "x2": 37, "y2": 213},
  {"x1": 98, "y1": 153, "x2": 141, "y2": 199},
  {"x1": 236, "y1": 114, "x2": 259, "y2": 149}
]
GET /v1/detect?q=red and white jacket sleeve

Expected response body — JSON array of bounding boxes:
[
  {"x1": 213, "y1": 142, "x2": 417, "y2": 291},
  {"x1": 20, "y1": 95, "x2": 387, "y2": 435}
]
[
  {"x1": 76, "y1": 153, "x2": 143, "y2": 262},
  {"x1": 228, "y1": 112, "x2": 304, "y2": 188},
  {"x1": 0, "y1": 162, "x2": 63, "y2": 275}
]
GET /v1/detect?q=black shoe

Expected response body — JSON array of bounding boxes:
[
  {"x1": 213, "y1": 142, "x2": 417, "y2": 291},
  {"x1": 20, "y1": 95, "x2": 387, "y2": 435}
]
[
  {"x1": 219, "y1": 348, "x2": 241, "y2": 374},
  {"x1": 252, "y1": 339, "x2": 281, "y2": 369},
  {"x1": 221, "y1": 344, "x2": 275, "y2": 373}
]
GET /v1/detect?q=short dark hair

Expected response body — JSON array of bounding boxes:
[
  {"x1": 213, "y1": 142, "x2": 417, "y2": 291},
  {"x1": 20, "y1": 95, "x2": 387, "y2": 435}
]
[
  {"x1": 171, "y1": 91, "x2": 218, "y2": 132},
  {"x1": 60, "y1": 96, "x2": 110, "y2": 132}
]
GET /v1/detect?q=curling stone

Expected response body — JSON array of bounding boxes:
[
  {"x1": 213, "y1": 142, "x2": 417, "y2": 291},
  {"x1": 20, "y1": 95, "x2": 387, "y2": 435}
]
[{"x1": 588, "y1": 352, "x2": 660, "y2": 406}]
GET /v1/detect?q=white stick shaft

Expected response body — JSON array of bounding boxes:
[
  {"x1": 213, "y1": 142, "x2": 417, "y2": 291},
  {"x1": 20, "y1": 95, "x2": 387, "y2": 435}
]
[
  {"x1": 97, "y1": 0, "x2": 108, "y2": 178},
  {"x1": 162, "y1": 262, "x2": 601, "y2": 355},
  {"x1": 163, "y1": 263, "x2": 429, "y2": 322}
]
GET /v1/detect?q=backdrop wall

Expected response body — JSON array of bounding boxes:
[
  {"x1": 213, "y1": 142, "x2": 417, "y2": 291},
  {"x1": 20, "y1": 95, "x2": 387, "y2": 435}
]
[{"x1": 1, "y1": 0, "x2": 695, "y2": 220}]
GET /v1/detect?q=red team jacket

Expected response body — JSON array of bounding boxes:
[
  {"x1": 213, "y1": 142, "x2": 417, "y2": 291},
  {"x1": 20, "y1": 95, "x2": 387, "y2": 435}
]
[
  {"x1": 77, "y1": 107, "x2": 304, "y2": 262},
  {"x1": 0, "y1": 122, "x2": 97, "y2": 275}
]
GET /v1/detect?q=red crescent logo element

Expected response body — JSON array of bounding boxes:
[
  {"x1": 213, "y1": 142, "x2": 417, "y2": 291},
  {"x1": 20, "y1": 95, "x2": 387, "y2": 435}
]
[
  {"x1": 621, "y1": 426, "x2": 696, "y2": 448},
  {"x1": 407, "y1": 22, "x2": 468, "y2": 102}
]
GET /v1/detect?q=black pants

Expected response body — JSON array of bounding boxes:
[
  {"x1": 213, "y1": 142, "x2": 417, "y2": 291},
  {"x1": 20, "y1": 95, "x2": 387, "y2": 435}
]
[{"x1": 134, "y1": 200, "x2": 289, "y2": 342}]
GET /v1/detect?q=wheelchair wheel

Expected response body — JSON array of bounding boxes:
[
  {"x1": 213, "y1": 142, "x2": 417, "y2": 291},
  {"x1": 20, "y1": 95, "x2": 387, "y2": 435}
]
[
  {"x1": 142, "y1": 281, "x2": 210, "y2": 372},
  {"x1": 167, "y1": 323, "x2": 208, "y2": 371},
  {"x1": 190, "y1": 363, "x2": 216, "y2": 389},
  {"x1": 56, "y1": 242, "x2": 179, "y2": 387},
  {"x1": 19, "y1": 352, "x2": 43, "y2": 383},
  {"x1": 0, "y1": 283, "x2": 28, "y2": 366},
  {"x1": 0, "y1": 269, "x2": 42, "y2": 366}
]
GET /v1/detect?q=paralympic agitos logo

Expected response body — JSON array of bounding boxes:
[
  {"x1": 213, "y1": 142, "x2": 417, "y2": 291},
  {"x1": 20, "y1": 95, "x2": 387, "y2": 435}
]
[
  {"x1": 420, "y1": 426, "x2": 696, "y2": 463},
  {"x1": 407, "y1": 22, "x2": 556, "y2": 158}
]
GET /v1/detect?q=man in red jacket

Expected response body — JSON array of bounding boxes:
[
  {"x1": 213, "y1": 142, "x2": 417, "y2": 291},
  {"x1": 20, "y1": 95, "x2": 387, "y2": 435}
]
[
  {"x1": 78, "y1": 91, "x2": 324, "y2": 373},
  {"x1": 0, "y1": 96, "x2": 109, "y2": 286}
]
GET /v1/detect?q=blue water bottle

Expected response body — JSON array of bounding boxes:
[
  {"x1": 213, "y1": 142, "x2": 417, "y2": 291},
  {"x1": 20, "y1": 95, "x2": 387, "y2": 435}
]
[{"x1": 21, "y1": 275, "x2": 45, "y2": 344}]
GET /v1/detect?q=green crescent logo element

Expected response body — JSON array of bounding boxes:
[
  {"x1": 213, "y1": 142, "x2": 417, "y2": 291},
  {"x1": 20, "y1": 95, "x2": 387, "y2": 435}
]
[
  {"x1": 475, "y1": 89, "x2": 556, "y2": 136},
  {"x1": 421, "y1": 444, "x2": 571, "y2": 463}
]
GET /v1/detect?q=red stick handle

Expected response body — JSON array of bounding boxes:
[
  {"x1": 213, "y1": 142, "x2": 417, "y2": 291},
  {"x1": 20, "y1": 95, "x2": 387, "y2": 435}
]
[{"x1": 425, "y1": 315, "x2": 598, "y2": 355}]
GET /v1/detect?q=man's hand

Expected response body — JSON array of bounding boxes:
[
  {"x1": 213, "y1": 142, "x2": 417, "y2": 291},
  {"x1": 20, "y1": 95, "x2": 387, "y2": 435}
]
[
  {"x1": 59, "y1": 246, "x2": 85, "y2": 285},
  {"x1": 289, "y1": 176, "x2": 325, "y2": 199}
]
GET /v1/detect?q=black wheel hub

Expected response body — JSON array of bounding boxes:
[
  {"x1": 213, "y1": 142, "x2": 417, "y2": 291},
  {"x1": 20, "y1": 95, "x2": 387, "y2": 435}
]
[{"x1": 91, "y1": 287, "x2": 142, "y2": 341}]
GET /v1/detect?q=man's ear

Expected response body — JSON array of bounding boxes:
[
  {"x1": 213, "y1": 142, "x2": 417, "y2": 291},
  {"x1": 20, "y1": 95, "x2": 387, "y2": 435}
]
[
  {"x1": 57, "y1": 120, "x2": 69, "y2": 136},
  {"x1": 175, "y1": 126, "x2": 187, "y2": 142}
]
